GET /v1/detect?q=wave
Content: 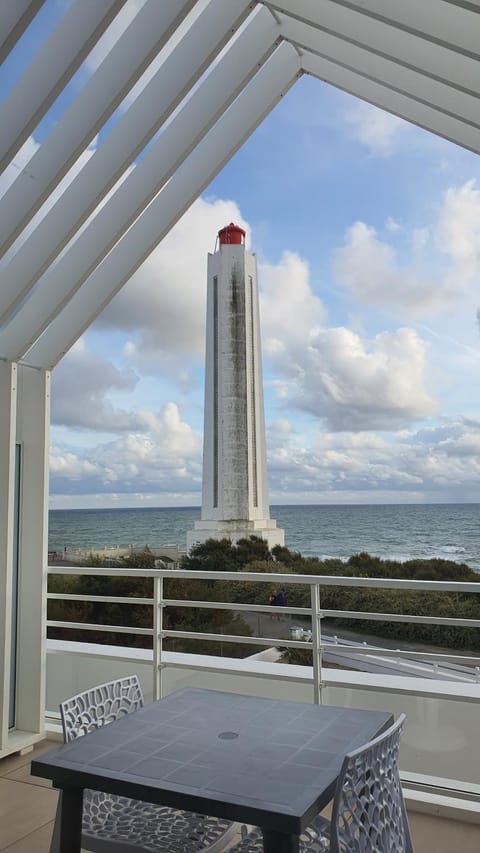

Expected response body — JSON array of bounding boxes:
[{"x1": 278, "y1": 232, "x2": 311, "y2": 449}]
[{"x1": 438, "y1": 545, "x2": 467, "y2": 555}]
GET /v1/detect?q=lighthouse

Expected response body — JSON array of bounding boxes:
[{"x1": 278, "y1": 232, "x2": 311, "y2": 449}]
[{"x1": 187, "y1": 224, "x2": 284, "y2": 549}]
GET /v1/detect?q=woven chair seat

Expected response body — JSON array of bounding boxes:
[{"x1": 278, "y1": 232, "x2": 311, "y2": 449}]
[
  {"x1": 82, "y1": 790, "x2": 234, "y2": 853},
  {"x1": 51, "y1": 676, "x2": 237, "y2": 853}
]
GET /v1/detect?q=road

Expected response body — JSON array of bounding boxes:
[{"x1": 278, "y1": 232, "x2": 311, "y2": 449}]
[{"x1": 238, "y1": 611, "x2": 480, "y2": 683}]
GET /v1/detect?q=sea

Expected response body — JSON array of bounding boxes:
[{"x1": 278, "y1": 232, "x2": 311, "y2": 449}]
[{"x1": 49, "y1": 503, "x2": 480, "y2": 572}]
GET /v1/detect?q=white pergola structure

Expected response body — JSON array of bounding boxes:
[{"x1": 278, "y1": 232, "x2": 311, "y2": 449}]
[{"x1": 0, "y1": 0, "x2": 479, "y2": 756}]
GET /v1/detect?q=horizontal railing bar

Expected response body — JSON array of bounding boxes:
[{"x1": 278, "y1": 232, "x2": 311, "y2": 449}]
[
  {"x1": 47, "y1": 593, "x2": 153, "y2": 605},
  {"x1": 322, "y1": 644, "x2": 480, "y2": 666},
  {"x1": 47, "y1": 620, "x2": 153, "y2": 635},
  {"x1": 164, "y1": 601, "x2": 480, "y2": 629},
  {"x1": 162, "y1": 599, "x2": 311, "y2": 615},
  {"x1": 45, "y1": 593, "x2": 480, "y2": 628},
  {"x1": 159, "y1": 659, "x2": 314, "y2": 682},
  {"x1": 163, "y1": 630, "x2": 311, "y2": 649},
  {"x1": 321, "y1": 609, "x2": 480, "y2": 628},
  {"x1": 47, "y1": 566, "x2": 480, "y2": 593}
]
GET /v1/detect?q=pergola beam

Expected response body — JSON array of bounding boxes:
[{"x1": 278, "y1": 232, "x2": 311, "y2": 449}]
[
  {"x1": 267, "y1": 0, "x2": 480, "y2": 95},
  {"x1": 302, "y1": 51, "x2": 480, "y2": 155},
  {"x1": 0, "y1": 0, "x2": 198, "y2": 258},
  {"x1": 0, "y1": 0, "x2": 254, "y2": 326},
  {"x1": 267, "y1": 0, "x2": 480, "y2": 57},
  {"x1": 281, "y1": 18, "x2": 480, "y2": 129},
  {"x1": 0, "y1": 0, "x2": 128, "y2": 174},
  {"x1": 0, "y1": 0, "x2": 45, "y2": 65},
  {"x1": 0, "y1": 7, "x2": 280, "y2": 361},
  {"x1": 24, "y1": 43, "x2": 302, "y2": 369}
]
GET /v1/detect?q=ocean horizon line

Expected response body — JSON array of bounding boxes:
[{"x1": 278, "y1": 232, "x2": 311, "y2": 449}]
[{"x1": 49, "y1": 500, "x2": 480, "y2": 513}]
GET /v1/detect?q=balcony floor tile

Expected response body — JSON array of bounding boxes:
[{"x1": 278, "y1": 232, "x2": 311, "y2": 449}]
[
  {"x1": 0, "y1": 776, "x2": 57, "y2": 850},
  {"x1": 1, "y1": 740, "x2": 479, "y2": 853}
]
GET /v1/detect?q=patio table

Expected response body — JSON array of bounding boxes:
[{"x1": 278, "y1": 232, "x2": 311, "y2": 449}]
[{"x1": 31, "y1": 687, "x2": 393, "y2": 853}]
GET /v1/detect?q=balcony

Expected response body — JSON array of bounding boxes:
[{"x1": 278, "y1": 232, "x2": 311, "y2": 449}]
[
  {"x1": 1, "y1": 737, "x2": 480, "y2": 852},
  {"x1": 4, "y1": 564, "x2": 480, "y2": 850}
]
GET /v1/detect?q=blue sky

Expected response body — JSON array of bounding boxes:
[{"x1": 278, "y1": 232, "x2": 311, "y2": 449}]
[{"x1": 2, "y1": 1, "x2": 480, "y2": 509}]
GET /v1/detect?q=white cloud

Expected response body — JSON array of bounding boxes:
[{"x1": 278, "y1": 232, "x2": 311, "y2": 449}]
[
  {"x1": 436, "y1": 179, "x2": 480, "y2": 280},
  {"x1": 345, "y1": 101, "x2": 410, "y2": 156},
  {"x1": 334, "y1": 180, "x2": 480, "y2": 318},
  {"x1": 96, "y1": 196, "x2": 249, "y2": 381},
  {"x1": 266, "y1": 418, "x2": 480, "y2": 503},
  {"x1": 259, "y1": 251, "x2": 325, "y2": 361},
  {"x1": 334, "y1": 221, "x2": 458, "y2": 317},
  {"x1": 411, "y1": 227, "x2": 430, "y2": 252},
  {"x1": 50, "y1": 449, "x2": 97, "y2": 479},
  {"x1": 50, "y1": 401, "x2": 201, "y2": 496},
  {"x1": 385, "y1": 216, "x2": 401, "y2": 233},
  {"x1": 51, "y1": 340, "x2": 142, "y2": 432},
  {"x1": 268, "y1": 419, "x2": 293, "y2": 436},
  {"x1": 296, "y1": 326, "x2": 438, "y2": 431},
  {"x1": 50, "y1": 410, "x2": 480, "y2": 503},
  {"x1": 333, "y1": 221, "x2": 444, "y2": 315}
]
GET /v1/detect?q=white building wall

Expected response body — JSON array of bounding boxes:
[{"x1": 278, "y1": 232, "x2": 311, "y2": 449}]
[
  {"x1": 0, "y1": 363, "x2": 49, "y2": 757},
  {"x1": 0, "y1": 362, "x2": 17, "y2": 752}
]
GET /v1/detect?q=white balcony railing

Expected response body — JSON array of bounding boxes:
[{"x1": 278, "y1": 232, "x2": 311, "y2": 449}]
[{"x1": 46, "y1": 566, "x2": 480, "y2": 809}]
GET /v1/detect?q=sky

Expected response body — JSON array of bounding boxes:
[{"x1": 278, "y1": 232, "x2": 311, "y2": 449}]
[{"x1": 2, "y1": 1, "x2": 480, "y2": 510}]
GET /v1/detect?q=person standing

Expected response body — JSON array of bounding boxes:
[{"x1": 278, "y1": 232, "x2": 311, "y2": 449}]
[
  {"x1": 269, "y1": 589, "x2": 279, "y2": 619},
  {"x1": 269, "y1": 589, "x2": 278, "y2": 607}
]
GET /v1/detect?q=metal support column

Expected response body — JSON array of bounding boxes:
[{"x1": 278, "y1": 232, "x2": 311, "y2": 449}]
[
  {"x1": 310, "y1": 583, "x2": 323, "y2": 704},
  {"x1": 153, "y1": 576, "x2": 163, "y2": 700}
]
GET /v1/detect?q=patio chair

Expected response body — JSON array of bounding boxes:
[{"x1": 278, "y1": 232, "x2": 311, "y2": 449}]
[
  {"x1": 229, "y1": 713, "x2": 413, "y2": 853},
  {"x1": 50, "y1": 675, "x2": 238, "y2": 853}
]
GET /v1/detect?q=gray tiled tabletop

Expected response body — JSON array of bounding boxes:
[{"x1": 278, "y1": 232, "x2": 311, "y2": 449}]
[{"x1": 32, "y1": 688, "x2": 392, "y2": 844}]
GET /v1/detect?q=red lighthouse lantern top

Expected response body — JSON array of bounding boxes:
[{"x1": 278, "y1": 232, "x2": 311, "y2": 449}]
[{"x1": 217, "y1": 222, "x2": 245, "y2": 246}]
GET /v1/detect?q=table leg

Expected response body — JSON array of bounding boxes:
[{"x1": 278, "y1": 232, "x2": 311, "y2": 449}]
[
  {"x1": 58, "y1": 787, "x2": 83, "y2": 852},
  {"x1": 262, "y1": 830, "x2": 299, "y2": 852}
]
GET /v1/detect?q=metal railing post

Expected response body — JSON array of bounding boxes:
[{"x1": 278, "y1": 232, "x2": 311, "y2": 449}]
[
  {"x1": 153, "y1": 576, "x2": 163, "y2": 700},
  {"x1": 310, "y1": 582, "x2": 323, "y2": 704}
]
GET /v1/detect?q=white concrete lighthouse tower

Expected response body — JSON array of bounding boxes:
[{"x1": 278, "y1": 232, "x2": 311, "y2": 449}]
[{"x1": 187, "y1": 224, "x2": 284, "y2": 550}]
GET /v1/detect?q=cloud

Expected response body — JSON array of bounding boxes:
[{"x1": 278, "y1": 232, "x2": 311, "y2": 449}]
[
  {"x1": 265, "y1": 417, "x2": 480, "y2": 503},
  {"x1": 334, "y1": 180, "x2": 480, "y2": 318},
  {"x1": 50, "y1": 409, "x2": 480, "y2": 503},
  {"x1": 51, "y1": 339, "x2": 142, "y2": 432},
  {"x1": 344, "y1": 101, "x2": 410, "y2": 156},
  {"x1": 385, "y1": 216, "x2": 401, "y2": 233},
  {"x1": 333, "y1": 221, "x2": 443, "y2": 315},
  {"x1": 50, "y1": 401, "x2": 201, "y2": 496},
  {"x1": 50, "y1": 449, "x2": 97, "y2": 480},
  {"x1": 436, "y1": 179, "x2": 480, "y2": 280},
  {"x1": 96, "y1": 196, "x2": 249, "y2": 381},
  {"x1": 407, "y1": 425, "x2": 480, "y2": 490},
  {"x1": 259, "y1": 251, "x2": 325, "y2": 361},
  {"x1": 295, "y1": 326, "x2": 438, "y2": 431}
]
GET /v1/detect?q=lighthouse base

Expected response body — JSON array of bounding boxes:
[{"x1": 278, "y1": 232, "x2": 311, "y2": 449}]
[{"x1": 187, "y1": 518, "x2": 285, "y2": 551}]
